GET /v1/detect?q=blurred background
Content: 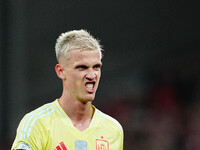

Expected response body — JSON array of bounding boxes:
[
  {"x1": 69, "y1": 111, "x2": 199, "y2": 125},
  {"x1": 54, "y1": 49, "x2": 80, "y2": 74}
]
[{"x1": 0, "y1": 0, "x2": 200, "y2": 149}]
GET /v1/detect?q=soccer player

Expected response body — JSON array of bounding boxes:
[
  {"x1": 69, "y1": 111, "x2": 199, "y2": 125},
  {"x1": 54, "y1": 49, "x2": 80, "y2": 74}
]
[{"x1": 12, "y1": 30, "x2": 124, "y2": 150}]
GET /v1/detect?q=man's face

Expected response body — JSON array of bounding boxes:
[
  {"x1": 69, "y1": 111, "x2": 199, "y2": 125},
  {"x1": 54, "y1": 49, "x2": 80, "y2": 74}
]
[{"x1": 63, "y1": 50, "x2": 102, "y2": 103}]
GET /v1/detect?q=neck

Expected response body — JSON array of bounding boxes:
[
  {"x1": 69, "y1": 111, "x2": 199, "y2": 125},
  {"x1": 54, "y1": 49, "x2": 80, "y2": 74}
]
[{"x1": 58, "y1": 95, "x2": 94, "y2": 131}]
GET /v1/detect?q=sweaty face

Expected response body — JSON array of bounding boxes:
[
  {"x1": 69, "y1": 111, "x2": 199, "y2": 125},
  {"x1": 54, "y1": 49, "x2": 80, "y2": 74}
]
[{"x1": 63, "y1": 50, "x2": 102, "y2": 103}]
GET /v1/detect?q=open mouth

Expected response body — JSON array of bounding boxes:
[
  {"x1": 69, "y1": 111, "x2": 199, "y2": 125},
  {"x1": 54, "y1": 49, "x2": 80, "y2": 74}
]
[{"x1": 85, "y1": 82, "x2": 95, "y2": 91}]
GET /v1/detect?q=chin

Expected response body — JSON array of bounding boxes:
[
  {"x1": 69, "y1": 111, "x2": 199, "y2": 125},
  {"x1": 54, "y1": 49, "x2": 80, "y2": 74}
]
[
  {"x1": 86, "y1": 97, "x2": 95, "y2": 102},
  {"x1": 81, "y1": 95, "x2": 95, "y2": 103}
]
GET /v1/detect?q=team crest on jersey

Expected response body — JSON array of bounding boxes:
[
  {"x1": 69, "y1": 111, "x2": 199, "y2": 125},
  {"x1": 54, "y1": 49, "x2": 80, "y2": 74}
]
[{"x1": 96, "y1": 137, "x2": 109, "y2": 150}]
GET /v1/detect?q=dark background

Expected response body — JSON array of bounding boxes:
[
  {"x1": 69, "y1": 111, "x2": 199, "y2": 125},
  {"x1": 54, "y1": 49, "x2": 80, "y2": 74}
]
[{"x1": 0, "y1": 0, "x2": 200, "y2": 149}]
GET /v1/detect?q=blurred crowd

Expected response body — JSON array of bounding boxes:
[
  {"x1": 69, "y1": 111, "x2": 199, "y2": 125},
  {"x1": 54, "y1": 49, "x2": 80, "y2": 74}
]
[{"x1": 104, "y1": 74, "x2": 200, "y2": 150}]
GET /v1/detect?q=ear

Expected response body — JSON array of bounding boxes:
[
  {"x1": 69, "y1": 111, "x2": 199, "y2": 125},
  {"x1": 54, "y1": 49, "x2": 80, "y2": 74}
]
[{"x1": 55, "y1": 64, "x2": 66, "y2": 79}]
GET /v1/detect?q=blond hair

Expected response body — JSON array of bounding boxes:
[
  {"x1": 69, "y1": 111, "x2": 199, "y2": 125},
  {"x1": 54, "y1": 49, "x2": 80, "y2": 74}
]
[{"x1": 55, "y1": 29, "x2": 103, "y2": 63}]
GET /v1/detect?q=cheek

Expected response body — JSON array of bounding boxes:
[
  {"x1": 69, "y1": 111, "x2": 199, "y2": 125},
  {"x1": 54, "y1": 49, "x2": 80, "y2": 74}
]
[
  {"x1": 66, "y1": 72, "x2": 78, "y2": 85},
  {"x1": 95, "y1": 73, "x2": 101, "y2": 86},
  {"x1": 97, "y1": 71, "x2": 101, "y2": 80},
  {"x1": 70, "y1": 73, "x2": 84, "y2": 86}
]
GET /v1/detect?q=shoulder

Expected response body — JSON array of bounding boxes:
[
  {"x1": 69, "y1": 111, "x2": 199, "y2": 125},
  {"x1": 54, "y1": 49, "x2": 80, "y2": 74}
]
[
  {"x1": 95, "y1": 108, "x2": 123, "y2": 131},
  {"x1": 23, "y1": 102, "x2": 55, "y2": 121},
  {"x1": 13, "y1": 102, "x2": 56, "y2": 149},
  {"x1": 18, "y1": 101, "x2": 56, "y2": 133}
]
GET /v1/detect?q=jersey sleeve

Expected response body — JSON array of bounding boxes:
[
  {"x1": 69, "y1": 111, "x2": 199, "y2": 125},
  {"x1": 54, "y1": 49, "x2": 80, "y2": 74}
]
[{"x1": 11, "y1": 114, "x2": 48, "y2": 150}]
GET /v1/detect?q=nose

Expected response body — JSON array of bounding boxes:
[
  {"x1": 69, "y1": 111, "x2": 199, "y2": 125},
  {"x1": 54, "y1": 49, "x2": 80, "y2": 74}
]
[{"x1": 86, "y1": 72, "x2": 96, "y2": 80}]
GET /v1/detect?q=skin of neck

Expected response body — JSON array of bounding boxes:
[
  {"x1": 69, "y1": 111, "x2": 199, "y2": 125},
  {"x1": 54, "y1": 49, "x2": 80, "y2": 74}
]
[{"x1": 58, "y1": 89, "x2": 94, "y2": 131}]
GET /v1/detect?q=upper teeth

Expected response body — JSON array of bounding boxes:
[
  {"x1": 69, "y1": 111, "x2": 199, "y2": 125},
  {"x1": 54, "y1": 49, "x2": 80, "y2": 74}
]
[{"x1": 86, "y1": 84, "x2": 93, "y2": 90}]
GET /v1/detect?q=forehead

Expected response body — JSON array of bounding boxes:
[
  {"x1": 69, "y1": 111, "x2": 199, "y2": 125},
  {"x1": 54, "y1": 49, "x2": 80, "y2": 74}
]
[{"x1": 68, "y1": 50, "x2": 102, "y2": 65}]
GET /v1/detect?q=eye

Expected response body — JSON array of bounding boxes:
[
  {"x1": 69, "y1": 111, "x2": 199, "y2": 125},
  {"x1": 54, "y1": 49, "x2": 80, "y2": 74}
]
[
  {"x1": 94, "y1": 64, "x2": 102, "y2": 70},
  {"x1": 76, "y1": 65, "x2": 88, "y2": 70}
]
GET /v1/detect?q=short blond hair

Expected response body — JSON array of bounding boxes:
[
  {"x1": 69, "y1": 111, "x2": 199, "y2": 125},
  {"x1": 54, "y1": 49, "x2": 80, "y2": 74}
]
[{"x1": 55, "y1": 29, "x2": 103, "y2": 63}]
